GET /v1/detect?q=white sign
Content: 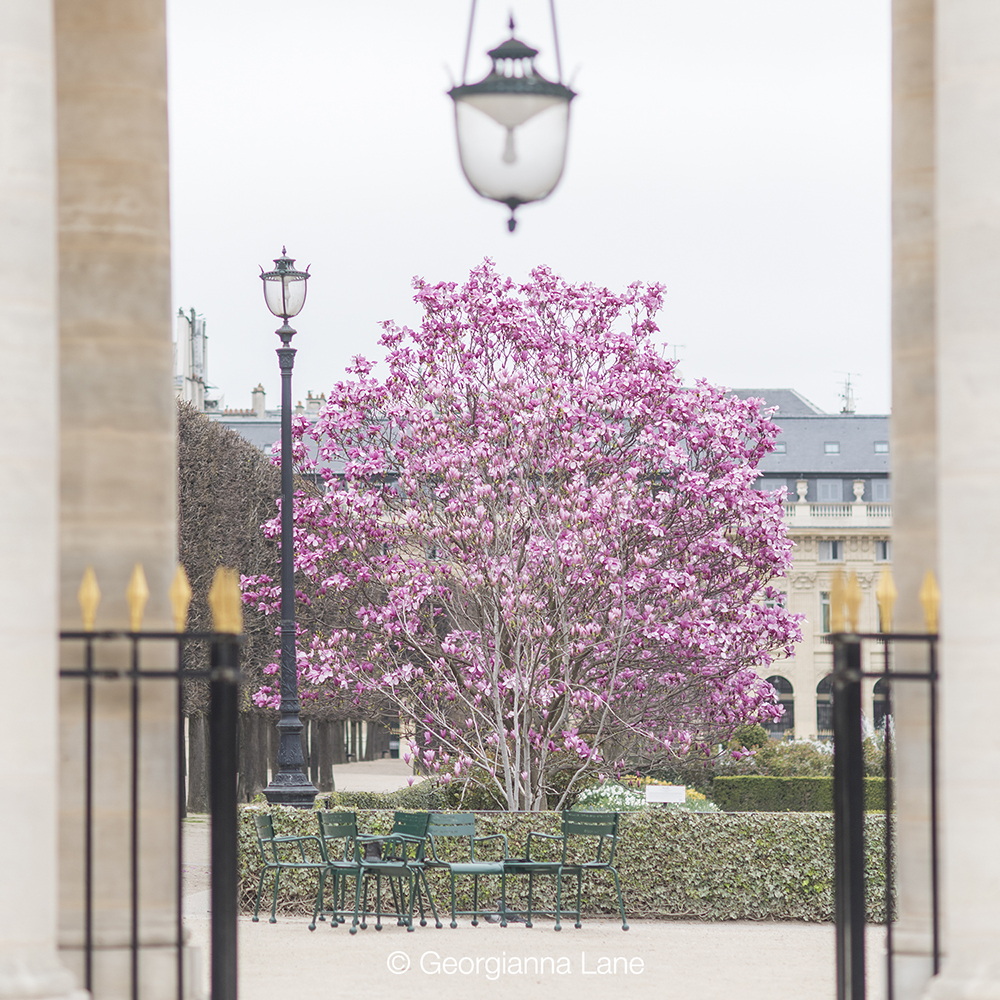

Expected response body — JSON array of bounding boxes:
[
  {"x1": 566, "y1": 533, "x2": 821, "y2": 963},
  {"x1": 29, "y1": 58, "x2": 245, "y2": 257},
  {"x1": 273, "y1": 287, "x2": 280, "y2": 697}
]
[{"x1": 644, "y1": 785, "x2": 686, "y2": 804}]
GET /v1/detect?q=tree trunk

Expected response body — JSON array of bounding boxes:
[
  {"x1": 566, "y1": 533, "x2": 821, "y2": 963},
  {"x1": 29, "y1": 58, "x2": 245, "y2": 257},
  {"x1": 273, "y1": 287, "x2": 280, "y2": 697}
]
[
  {"x1": 187, "y1": 712, "x2": 209, "y2": 813},
  {"x1": 180, "y1": 715, "x2": 188, "y2": 819},
  {"x1": 267, "y1": 717, "x2": 279, "y2": 784},
  {"x1": 251, "y1": 714, "x2": 269, "y2": 796},
  {"x1": 315, "y1": 720, "x2": 335, "y2": 792},
  {"x1": 366, "y1": 721, "x2": 391, "y2": 759},
  {"x1": 331, "y1": 719, "x2": 346, "y2": 764},
  {"x1": 237, "y1": 713, "x2": 268, "y2": 802}
]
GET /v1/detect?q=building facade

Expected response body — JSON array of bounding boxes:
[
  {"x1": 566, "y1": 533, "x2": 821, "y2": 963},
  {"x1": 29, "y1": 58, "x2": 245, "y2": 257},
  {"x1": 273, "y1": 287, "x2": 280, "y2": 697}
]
[{"x1": 737, "y1": 389, "x2": 892, "y2": 740}]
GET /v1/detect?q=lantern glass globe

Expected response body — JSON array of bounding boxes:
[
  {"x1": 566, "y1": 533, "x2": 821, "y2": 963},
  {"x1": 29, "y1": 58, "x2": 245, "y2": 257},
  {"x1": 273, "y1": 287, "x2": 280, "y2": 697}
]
[
  {"x1": 260, "y1": 249, "x2": 309, "y2": 320},
  {"x1": 453, "y1": 96, "x2": 570, "y2": 205}
]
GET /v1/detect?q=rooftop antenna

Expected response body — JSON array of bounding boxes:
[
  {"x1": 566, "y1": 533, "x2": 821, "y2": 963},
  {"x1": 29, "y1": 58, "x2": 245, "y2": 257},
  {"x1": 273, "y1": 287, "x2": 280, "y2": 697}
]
[{"x1": 838, "y1": 372, "x2": 860, "y2": 414}]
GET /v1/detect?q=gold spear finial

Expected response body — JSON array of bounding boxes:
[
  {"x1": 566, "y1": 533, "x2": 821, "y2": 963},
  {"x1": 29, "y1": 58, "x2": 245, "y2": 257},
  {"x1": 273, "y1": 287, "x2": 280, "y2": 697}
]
[
  {"x1": 845, "y1": 570, "x2": 863, "y2": 633},
  {"x1": 919, "y1": 570, "x2": 941, "y2": 634},
  {"x1": 875, "y1": 567, "x2": 898, "y2": 633},
  {"x1": 169, "y1": 564, "x2": 193, "y2": 633},
  {"x1": 208, "y1": 567, "x2": 243, "y2": 635},
  {"x1": 126, "y1": 564, "x2": 150, "y2": 633},
  {"x1": 78, "y1": 566, "x2": 101, "y2": 631},
  {"x1": 830, "y1": 568, "x2": 846, "y2": 633}
]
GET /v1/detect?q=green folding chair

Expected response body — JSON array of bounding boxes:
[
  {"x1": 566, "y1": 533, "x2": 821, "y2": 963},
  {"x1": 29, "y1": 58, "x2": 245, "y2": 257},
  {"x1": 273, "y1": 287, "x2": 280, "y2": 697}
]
[
  {"x1": 251, "y1": 813, "x2": 325, "y2": 924},
  {"x1": 425, "y1": 813, "x2": 509, "y2": 928},
  {"x1": 351, "y1": 811, "x2": 441, "y2": 933},
  {"x1": 504, "y1": 809, "x2": 628, "y2": 931},
  {"x1": 309, "y1": 811, "x2": 362, "y2": 931}
]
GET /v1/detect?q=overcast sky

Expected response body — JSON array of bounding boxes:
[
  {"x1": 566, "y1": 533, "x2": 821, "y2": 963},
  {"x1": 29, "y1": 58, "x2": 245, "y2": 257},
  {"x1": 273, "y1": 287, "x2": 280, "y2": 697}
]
[{"x1": 167, "y1": 0, "x2": 891, "y2": 417}]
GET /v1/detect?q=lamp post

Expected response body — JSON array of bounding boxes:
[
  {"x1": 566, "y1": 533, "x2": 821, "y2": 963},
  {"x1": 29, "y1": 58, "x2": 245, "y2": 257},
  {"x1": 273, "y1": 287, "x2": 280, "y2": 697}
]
[
  {"x1": 260, "y1": 248, "x2": 318, "y2": 807},
  {"x1": 449, "y1": 9, "x2": 576, "y2": 231}
]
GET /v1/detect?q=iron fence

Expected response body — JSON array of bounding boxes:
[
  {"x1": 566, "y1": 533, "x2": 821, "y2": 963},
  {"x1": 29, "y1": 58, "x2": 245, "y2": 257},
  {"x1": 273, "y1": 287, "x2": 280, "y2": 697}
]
[
  {"x1": 829, "y1": 629, "x2": 939, "y2": 1000},
  {"x1": 60, "y1": 628, "x2": 240, "y2": 1000}
]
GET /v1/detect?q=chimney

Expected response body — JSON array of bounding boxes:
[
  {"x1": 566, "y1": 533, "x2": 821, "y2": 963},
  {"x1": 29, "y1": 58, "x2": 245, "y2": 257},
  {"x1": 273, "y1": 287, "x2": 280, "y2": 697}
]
[{"x1": 251, "y1": 383, "x2": 266, "y2": 417}]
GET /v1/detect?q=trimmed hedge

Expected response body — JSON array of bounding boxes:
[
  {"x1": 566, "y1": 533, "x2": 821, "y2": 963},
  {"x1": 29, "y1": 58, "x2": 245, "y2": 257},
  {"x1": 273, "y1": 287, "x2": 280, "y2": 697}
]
[
  {"x1": 712, "y1": 776, "x2": 888, "y2": 812},
  {"x1": 314, "y1": 784, "x2": 450, "y2": 811},
  {"x1": 237, "y1": 805, "x2": 890, "y2": 923}
]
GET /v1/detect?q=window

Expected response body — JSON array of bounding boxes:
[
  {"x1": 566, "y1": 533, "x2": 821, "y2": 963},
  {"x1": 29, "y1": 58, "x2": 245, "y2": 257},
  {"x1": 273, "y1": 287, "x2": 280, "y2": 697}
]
[
  {"x1": 872, "y1": 480, "x2": 892, "y2": 502},
  {"x1": 875, "y1": 540, "x2": 891, "y2": 562},
  {"x1": 818, "y1": 540, "x2": 844, "y2": 562},
  {"x1": 816, "y1": 675, "x2": 834, "y2": 738},
  {"x1": 820, "y1": 591, "x2": 831, "y2": 633},
  {"x1": 773, "y1": 441, "x2": 787, "y2": 454},
  {"x1": 756, "y1": 478, "x2": 786, "y2": 494},
  {"x1": 763, "y1": 591, "x2": 786, "y2": 609},
  {"x1": 764, "y1": 675, "x2": 795, "y2": 737},
  {"x1": 873, "y1": 677, "x2": 890, "y2": 731},
  {"x1": 817, "y1": 479, "x2": 843, "y2": 502},
  {"x1": 874, "y1": 441, "x2": 889, "y2": 454},
  {"x1": 824, "y1": 441, "x2": 840, "y2": 454}
]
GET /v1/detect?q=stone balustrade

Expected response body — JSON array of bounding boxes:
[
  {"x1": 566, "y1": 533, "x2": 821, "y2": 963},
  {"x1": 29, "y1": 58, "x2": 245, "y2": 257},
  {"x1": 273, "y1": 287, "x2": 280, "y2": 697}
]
[{"x1": 782, "y1": 501, "x2": 893, "y2": 527}]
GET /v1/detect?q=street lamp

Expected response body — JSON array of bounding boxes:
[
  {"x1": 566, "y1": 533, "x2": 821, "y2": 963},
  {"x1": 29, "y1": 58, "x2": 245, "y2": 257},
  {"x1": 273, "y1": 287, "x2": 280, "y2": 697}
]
[
  {"x1": 449, "y1": 10, "x2": 576, "y2": 232},
  {"x1": 260, "y1": 247, "x2": 318, "y2": 807}
]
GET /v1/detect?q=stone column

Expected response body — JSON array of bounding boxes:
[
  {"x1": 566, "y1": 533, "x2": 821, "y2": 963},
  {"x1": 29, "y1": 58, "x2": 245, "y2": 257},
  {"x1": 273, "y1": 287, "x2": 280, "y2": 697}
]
[
  {"x1": 0, "y1": 5, "x2": 85, "y2": 999},
  {"x1": 927, "y1": 1, "x2": 1000, "y2": 995},
  {"x1": 54, "y1": 1, "x2": 187, "y2": 996},
  {"x1": 891, "y1": 1, "x2": 939, "y2": 996}
]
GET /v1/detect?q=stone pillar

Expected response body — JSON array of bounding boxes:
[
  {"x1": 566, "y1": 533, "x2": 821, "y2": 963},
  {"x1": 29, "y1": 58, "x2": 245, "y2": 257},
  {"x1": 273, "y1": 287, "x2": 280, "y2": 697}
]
[
  {"x1": 927, "y1": 1, "x2": 1000, "y2": 995},
  {"x1": 0, "y1": 6, "x2": 85, "y2": 999},
  {"x1": 54, "y1": 0, "x2": 186, "y2": 996},
  {"x1": 891, "y1": 1, "x2": 939, "y2": 995}
]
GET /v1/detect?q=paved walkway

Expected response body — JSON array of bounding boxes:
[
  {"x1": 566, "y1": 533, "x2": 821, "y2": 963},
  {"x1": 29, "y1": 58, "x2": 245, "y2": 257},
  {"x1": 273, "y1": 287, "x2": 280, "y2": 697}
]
[
  {"x1": 182, "y1": 913, "x2": 888, "y2": 1000},
  {"x1": 329, "y1": 757, "x2": 420, "y2": 792}
]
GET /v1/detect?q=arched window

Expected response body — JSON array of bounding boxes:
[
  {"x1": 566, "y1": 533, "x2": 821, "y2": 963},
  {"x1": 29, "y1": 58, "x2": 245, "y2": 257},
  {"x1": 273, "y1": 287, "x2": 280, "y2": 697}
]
[
  {"x1": 816, "y1": 675, "x2": 834, "y2": 739},
  {"x1": 764, "y1": 675, "x2": 795, "y2": 738},
  {"x1": 873, "y1": 677, "x2": 890, "y2": 731}
]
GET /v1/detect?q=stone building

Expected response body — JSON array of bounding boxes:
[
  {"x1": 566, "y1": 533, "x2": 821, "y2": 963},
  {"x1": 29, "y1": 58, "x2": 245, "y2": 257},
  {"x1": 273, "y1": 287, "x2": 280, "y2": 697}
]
[{"x1": 738, "y1": 389, "x2": 892, "y2": 739}]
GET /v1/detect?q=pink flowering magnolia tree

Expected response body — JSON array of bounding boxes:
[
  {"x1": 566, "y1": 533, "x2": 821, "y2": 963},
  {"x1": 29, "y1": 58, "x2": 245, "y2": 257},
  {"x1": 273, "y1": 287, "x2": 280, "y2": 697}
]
[{"x1": 244, "y1": 262, "x2": 800, "y2": 811}]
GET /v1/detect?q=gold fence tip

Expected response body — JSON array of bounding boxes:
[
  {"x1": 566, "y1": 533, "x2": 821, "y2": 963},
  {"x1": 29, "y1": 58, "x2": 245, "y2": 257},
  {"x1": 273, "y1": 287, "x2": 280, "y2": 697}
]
[
  {"x1": 126, "y1": 564, "x2": 150, "y2": 633},
  {"x1": 78, "y1": 566, "x2": 101, "y2": 631},
  {"x1": 170, "y1": 564, "x2": 193, "y2": 633},
  {"x1": 208, "y1": 567, "x2": 243, "y2": 635},
  {"x1": 830, "y1": 568, "x2": 846, "y2": 633},
  {"x1": 919, "y1": 570, "x2": 941, "y2": 634},
  {"x1": 845, "y1": 570, "x2": 863, "y2": 632},
  {"x1": 876, "y1": 567, "x2": 898, "y2": 633}
]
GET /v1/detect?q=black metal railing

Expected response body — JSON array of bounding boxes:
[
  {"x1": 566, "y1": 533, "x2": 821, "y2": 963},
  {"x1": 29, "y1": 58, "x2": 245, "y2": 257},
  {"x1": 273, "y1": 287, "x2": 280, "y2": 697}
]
[
  {"x1": 60, "y1": 629, "x2": 240, "y2": 1000},
  {"x1": 829, "y1": 630, "x2": 939, "y2": 1000}
]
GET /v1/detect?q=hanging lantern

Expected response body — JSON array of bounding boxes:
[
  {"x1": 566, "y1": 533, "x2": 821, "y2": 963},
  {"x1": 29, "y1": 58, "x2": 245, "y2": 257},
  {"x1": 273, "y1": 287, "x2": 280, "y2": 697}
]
[{"x1": 449, "y1": 10, "x2": 576, "y2": 232}]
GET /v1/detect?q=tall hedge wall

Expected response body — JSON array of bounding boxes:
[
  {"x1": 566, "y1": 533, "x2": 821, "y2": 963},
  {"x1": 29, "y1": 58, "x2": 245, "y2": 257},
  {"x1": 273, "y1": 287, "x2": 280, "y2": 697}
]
[
  {"x1": 712, "y1": 776, "x2": 888, "y2": 812},
  {"x1": 237, "y1": 804, "x2": 891, "y2": 923}
]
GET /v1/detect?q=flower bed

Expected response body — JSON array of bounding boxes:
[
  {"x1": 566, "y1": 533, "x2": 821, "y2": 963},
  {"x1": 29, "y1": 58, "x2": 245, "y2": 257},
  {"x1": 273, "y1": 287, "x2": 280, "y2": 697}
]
[{"x1": 238, "y1": 804, "x2": 890, "y2": 922}]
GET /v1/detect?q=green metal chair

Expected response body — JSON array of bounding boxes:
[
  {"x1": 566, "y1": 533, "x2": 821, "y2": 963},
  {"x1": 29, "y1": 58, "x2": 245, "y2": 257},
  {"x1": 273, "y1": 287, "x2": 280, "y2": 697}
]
[
  {"x1": 351, "y1": 811, "x2": 442, "y2": 933},
  {"x1": 309, "y1": 811, "x2": 363, "y2": 931},
  {"x1": 425, "y1": 813, "x2": 509, "y2": 928},
  {"x1": 504, "y1": 810, "x2": 629, "y2": 931},
  {"x1": 251, "y1": 813, "x2": 326, "y2": 924}
]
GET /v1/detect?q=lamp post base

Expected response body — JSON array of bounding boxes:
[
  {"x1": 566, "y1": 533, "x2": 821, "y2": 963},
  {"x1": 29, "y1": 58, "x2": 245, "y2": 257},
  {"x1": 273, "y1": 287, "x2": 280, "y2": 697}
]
[{"x1": 262, "y1": 770, "x2": 319, "y2": 807}]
